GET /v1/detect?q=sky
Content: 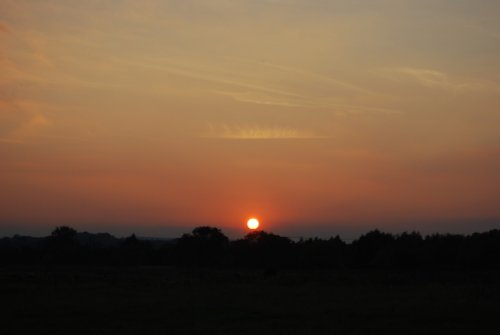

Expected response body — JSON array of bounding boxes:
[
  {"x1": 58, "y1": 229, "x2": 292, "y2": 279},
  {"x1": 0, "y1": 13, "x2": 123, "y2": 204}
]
[{"x1": 1, "y1": 0, "x2": 500, "y2": 238}]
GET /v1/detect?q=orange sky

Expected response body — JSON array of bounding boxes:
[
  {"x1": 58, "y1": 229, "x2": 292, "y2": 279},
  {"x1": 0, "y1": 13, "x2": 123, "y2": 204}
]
[{"x1": 1, "y1": 1, "x2": 500, "y2": 237}]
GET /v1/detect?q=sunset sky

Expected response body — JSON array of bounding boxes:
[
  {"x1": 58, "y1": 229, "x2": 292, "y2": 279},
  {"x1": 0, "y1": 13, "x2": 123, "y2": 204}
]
[{"x1": 1, "y1": 0, "x2": 500, "y2": 238}]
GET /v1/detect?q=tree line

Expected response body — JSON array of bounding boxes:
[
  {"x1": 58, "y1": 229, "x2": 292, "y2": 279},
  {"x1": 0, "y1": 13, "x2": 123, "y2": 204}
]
[{"x1": 1, "y1": 226, "x2": 500, "y2": 269}]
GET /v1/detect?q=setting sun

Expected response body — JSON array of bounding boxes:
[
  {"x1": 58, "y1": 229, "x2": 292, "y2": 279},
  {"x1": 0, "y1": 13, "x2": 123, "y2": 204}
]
[{"x1": 247, "y1": 218, "x2": 260, "y2": 230}]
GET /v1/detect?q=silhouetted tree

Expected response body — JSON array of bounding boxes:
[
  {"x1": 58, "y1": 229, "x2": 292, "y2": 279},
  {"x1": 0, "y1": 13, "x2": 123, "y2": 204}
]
[
  {"x1": 352, "y1": 230, "x2": 395, "y2": 267},
  {"x1": 422, "y1": 234, "x2": 466, "y2": 269},
  {"x1": 465, "y1": 230, "x2": 500, "y2": 268},
  {"x1": 50, "y1": 226, "x2": 77, "y2": 243},
  {"x1": 118, "y1": 234, "x2": 152, "y2": 265},
  {"x1": 0, "y1": 235, "x2": 43, "y2": 265},
  {"x1": 176, "y1": 226, "x2": 229, "y2": 266},
  {"x1": 297, "y1": 235, "x2": 346, "y2": 268},
  {"x1": 393, "y1": 232, "x2": 424, "y2": 268},
  {"x1": 3, "y1": 225, "x2": 500, "y2": 270},
  {"x1": 45, "y1": 226, "x2": 80, "y2": 264},
  {"x1": 231, "y1": 231, "x2": 293, "y2": 268}
]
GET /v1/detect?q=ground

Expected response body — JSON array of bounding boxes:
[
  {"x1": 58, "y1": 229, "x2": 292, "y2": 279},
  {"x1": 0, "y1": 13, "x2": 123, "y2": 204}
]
[{"x1": 1, "y1": 266, "x2": 499, "y2": 334}]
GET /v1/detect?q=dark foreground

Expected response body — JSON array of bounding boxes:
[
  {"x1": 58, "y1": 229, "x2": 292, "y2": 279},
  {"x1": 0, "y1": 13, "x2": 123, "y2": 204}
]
[{"x1": 2, "y1": 266, "x2": 500, "y2": 334}]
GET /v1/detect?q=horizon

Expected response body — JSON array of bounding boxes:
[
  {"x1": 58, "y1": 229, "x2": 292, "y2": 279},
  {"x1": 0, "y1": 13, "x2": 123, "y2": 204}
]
[
  {"x1": 1, "y1": 219, "x2": 499, "y2": 241},
  {"x1": 1, "y1": 1, "x2": 500, "y2": 237}
]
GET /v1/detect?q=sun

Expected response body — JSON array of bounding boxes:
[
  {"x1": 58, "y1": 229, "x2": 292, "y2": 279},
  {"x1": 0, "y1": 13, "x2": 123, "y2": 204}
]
[{"x1": 247, "y1": 218, "x2": 260, "y2": 230}]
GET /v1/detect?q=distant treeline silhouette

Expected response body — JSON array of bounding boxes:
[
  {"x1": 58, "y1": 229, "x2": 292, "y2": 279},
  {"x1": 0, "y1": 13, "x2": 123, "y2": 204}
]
[{"x1": 1, "y1": 226, "x2": 500, "y2": 269}]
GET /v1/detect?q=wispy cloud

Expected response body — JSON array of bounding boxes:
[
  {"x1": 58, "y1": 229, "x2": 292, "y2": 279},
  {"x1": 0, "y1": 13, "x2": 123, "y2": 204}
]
[
  {"x1": 381, "y1": 67, "x2": 500, "y2": 93},
  {"x1": 203, "y1": 124, "x2": 329, "y2": 140},
  {"x1": 212, "y1": 90, "x2": 304, "y2": 107},
  {"x1": 329, "y1": 103, "x2": 400, "y2": 116},
  {"x1": 114, "y1": 55, "x2": 305, "y2": 100},
  {"x1": 0, "y1": 98, "x2": 51, "y2": 143},
  {"x1": 0, "y1": 138, "x2": 24, "y2": 144},
  {"x1": 232, "y1": 58, "x2": 373, "y2": 95},
  {"x1": 0, "y1": 22, "x2": 9, "y2": 33}
]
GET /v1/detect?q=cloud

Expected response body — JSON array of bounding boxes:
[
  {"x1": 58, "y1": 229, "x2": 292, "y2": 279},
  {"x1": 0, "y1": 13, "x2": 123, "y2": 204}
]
[
  {"x1": 329, "y1": 103, "x2": 400, "y2": 116},
  {"x1": 382, "y1": 67, "x2": 500, "y2": 93},
  {"x1": 12, "y1": 112, "x2": 50, "y2": 136},
  {"x1": 212, "y1": 90, "x2": 304, "y2": 107},
  {"x1": 203, "y1": 124, "x2": 328, "y2": 140},
  {"x1": 0, "y1": 97, "x2": 51, "y2": 143},
  {"x1": 0, "y1": 138, "x2": 23, "y2": 144},
  {"x1": 115, "y1": 56, "x2": 304, "y2": 100},
  {"x1": 0, "y1": 22, "x2": 9, "y2": 33},
  {"x1": 234, "y1": 58, "x2": 372, "y2": 95}
]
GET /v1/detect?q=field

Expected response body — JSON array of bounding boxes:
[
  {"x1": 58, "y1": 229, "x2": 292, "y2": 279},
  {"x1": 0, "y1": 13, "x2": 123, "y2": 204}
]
[{"x1": 2, "y1": 266, "x2": 499, "y2": 334}]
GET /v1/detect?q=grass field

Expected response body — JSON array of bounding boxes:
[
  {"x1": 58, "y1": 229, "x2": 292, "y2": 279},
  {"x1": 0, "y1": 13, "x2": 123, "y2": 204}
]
[{"x1": 2, "y1": 266, "x2": 499, "y2": 334}]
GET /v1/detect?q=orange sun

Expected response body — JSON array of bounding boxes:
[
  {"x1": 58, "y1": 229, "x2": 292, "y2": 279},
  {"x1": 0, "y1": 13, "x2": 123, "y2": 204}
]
[{"x1": 247, "y1": 218, "x2": 260, "y2": 230}]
